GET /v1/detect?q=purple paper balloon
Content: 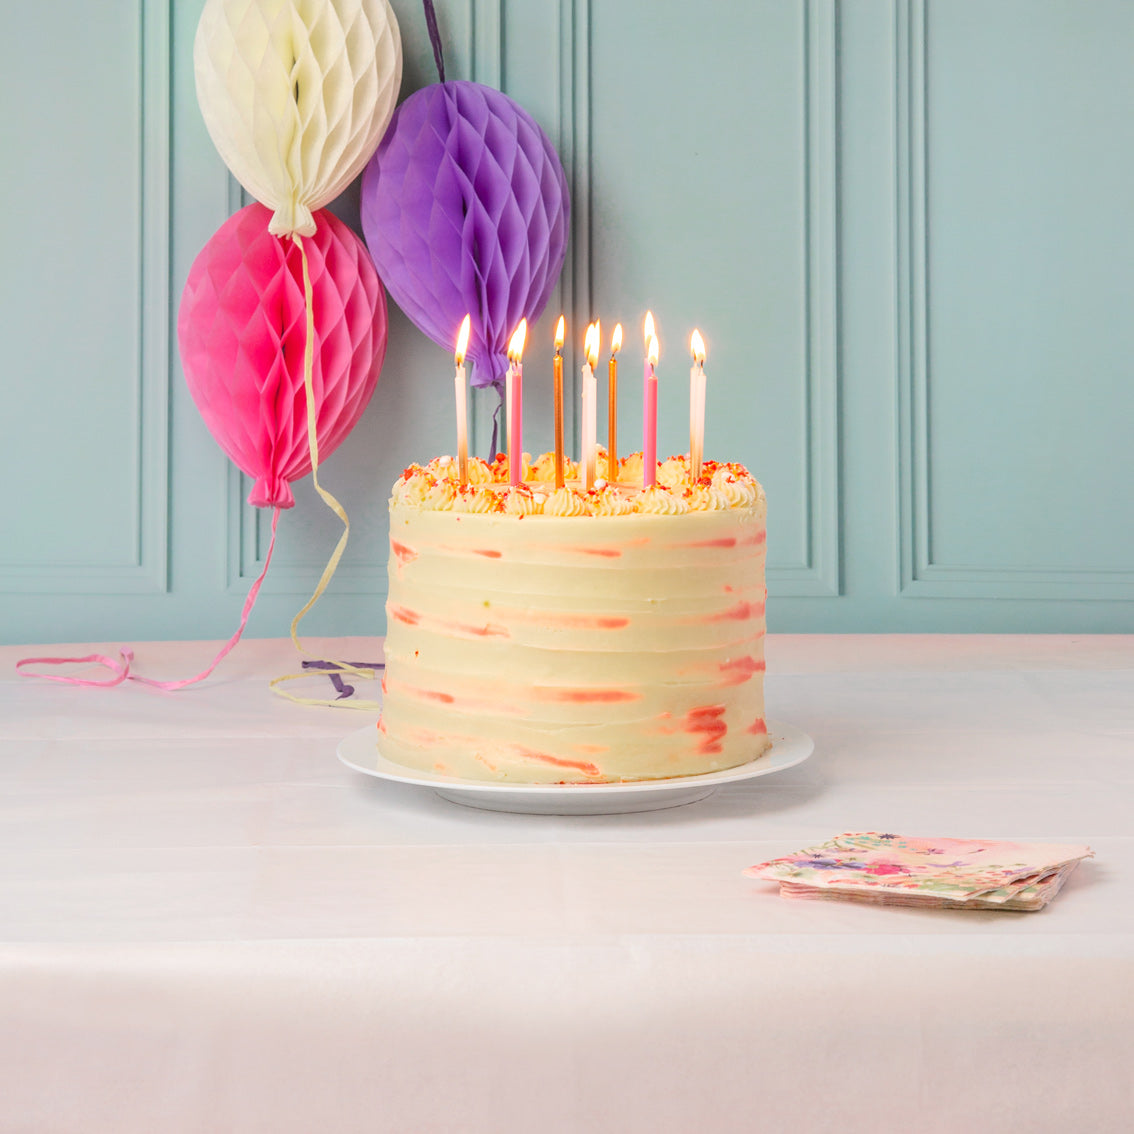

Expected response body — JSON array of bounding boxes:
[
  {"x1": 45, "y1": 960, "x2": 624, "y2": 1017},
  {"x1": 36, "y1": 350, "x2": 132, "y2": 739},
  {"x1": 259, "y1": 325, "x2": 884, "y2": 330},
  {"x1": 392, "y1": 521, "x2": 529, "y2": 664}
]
[{"x1": 360, "y1": 80, "x2": 569, "y2": 391}]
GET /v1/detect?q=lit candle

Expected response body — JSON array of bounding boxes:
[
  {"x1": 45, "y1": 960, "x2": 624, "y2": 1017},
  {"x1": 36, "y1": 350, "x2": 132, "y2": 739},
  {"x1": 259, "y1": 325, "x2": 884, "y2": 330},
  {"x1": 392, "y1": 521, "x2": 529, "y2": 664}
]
[
  {"x1": 553, "y1": 315, "x2": 566, "y2": 488},
  {"x1": 643, "y1": 311, "x2": 658, "y2": 488},
  {"x1": 608, "y1": 323, "x2": 622, "y2": 477},
  {"x1": 690, "y1": 329, "x2": 706, "y2": 481},
  {"x1": 454, "y1": 314, "x2": 471, "y2": 484},
  {"x1": 506, "y1": 319, "x2": 527, "y2": 486},
  {"x1": 581, "y1": 323, "x2": 599, "y2": 490}
]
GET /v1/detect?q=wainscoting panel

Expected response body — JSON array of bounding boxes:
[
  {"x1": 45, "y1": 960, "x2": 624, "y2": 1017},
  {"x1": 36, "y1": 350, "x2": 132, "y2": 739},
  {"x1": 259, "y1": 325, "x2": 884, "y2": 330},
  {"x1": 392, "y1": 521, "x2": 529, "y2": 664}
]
[
  {"x1": 897, "y1": 0, "x2": 1134, "y2": 602},
  {"x1": 0, "y1": 0, "x2": 169, "y2": 597}
]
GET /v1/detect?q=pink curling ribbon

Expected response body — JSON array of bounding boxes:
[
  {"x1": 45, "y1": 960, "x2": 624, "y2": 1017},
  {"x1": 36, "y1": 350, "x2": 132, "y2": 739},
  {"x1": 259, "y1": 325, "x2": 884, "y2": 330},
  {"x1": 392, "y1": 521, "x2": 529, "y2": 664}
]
[{"x1": 16, "y1": 508, "x2": 281, "y2": 691}]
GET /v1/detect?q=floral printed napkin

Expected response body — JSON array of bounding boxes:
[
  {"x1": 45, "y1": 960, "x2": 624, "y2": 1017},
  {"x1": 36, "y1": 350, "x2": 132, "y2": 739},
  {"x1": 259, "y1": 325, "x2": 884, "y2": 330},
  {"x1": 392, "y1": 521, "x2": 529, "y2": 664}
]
[{"x1": 745, "y1": 833, "x2": 1092, "y2": 911}]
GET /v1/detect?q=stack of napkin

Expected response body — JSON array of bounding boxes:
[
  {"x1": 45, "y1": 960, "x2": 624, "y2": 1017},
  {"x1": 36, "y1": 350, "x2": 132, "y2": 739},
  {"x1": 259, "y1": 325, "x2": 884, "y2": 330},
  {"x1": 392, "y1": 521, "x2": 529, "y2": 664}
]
[{"x1": 746, "y1": 832, "x2": 1092, "y2": 911}]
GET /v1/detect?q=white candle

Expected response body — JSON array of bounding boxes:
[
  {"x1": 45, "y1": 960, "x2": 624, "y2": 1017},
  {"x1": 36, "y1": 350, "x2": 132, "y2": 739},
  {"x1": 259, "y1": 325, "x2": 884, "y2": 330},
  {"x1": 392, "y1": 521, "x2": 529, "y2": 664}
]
[
  {"x1": 643, "y1": 312, "x2": 658, "y2": 488},
  {"x1": 506, "y1": 319, "x2": 527, "y2": 487},
  {"x1": 583, "y1": 323, "x2": 600, "y2": 489},
  {"x1": 690, "y1": 329, "x2": 706, "y2": 481},
  {"x1": 454, "y1": 314, "x2": 471, "y2": 484},
  {"x1": 582, "y1": 323, "x2": 599, "y2": 490},
  {"x1": 591, "y1": 321, "x2": 601, "y2": 485}
]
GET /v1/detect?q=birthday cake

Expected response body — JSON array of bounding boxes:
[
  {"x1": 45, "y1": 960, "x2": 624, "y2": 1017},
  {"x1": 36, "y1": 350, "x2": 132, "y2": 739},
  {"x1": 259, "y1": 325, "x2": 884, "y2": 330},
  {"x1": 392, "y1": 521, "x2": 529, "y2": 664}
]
[{"x1": 378, "y1": 451, "x2": 769, "y2": 783}]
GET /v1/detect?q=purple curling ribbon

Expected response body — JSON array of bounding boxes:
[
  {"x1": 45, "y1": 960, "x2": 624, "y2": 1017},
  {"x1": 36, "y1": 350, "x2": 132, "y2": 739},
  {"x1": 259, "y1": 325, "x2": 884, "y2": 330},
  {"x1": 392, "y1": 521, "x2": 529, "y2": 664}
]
[
  {"x1": 422, "y1": 0, "x2": 445, "y2": 82},
  {"x1": 301, "y1": 659, "x2": 384, "y2": 701}
]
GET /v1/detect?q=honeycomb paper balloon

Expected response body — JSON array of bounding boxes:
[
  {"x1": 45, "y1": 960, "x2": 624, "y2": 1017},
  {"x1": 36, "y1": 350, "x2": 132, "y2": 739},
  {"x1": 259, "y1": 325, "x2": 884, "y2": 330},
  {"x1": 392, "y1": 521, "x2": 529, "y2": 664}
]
[
  {"x1": 178, "y1": 203, "x2": 387, "y2": 508},
  {"x1": 360, "y1": 80, "x2": 570, "y2": 391},
  {"x1": 194, "y1": 0, "x2": 403, "y2": 237}
]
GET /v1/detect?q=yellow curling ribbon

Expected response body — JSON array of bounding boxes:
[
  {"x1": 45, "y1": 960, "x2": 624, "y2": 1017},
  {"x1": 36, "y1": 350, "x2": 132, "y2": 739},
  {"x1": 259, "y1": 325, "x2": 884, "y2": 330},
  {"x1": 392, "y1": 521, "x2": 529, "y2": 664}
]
[{"x1": 269, "y1": 232, "x2": 382, "y2": 711}]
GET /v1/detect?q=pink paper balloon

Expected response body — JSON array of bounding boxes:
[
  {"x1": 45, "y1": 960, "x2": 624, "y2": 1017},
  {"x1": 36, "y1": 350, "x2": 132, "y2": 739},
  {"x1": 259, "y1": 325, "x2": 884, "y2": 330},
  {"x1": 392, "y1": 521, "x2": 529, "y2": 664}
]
[{"x1": 178, "y1": 203, "x2": 387, "y2": 508}]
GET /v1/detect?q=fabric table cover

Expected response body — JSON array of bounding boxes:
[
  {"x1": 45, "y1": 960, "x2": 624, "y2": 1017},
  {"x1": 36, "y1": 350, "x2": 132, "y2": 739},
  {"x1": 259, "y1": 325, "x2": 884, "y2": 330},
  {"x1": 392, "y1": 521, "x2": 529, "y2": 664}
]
[{"x1": 1, "y1": 635, "x2": 1131, "y2": 1132}]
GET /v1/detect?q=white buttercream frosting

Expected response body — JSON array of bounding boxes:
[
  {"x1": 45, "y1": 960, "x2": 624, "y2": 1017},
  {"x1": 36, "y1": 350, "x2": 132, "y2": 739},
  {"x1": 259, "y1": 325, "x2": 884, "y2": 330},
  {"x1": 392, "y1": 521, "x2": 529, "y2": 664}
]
[
  {"x1": 687, "y1": 484, "x2": 731, "y2": 511},
  {"x1": 451, "y1": 485, "x2": 497, "y2": 513},
  {"x1": 711, "y1": 465, "x2": 760, "y2": 508},
  {"x1": 657, "y1": 456, "x2": 689, "y2": 489},
  {"x1": 634, "y1": 486, "x2": 690, "y2": 514},
  {"x1": 421, "y1": 479, "x2": 456, "y2": 510},
  {"x1": 382, "y1": 453, "x2": 770, "y2": 784},
  {"x1": 504, "y1": 486, "x2": 542, "y2": 515},
  {"x1": 429, "y1": 456, "x2": 493, "y2": 485},
  {"x1": 529, "y1": 452, "x2": 579, "y2": 483},
  {"x1": 592, "y1": 488, "x2": 635, "y2": 516},
  {"x1": 394, "y1": 466, "x2": 433, "y2": 507},
  {"x1": 618, "y1": 452, "x2": 644, "y2": 486},
  {"x1": 544, "y1": 486, "x2": 592, "y2": 516}
]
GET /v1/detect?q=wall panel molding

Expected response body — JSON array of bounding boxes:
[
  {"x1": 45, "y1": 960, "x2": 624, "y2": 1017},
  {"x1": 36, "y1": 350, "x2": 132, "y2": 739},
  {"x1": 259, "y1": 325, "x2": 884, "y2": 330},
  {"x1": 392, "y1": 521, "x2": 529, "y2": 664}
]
[
  {"x1": 2, "y1": 0, "x2": 170, "y2": 596},
  {"x1": 767, "y1": 0, "x2": 841, "y2": 598},
  {"x1": 895, "y1": 0, "x2": 1134, "y2": 601}
]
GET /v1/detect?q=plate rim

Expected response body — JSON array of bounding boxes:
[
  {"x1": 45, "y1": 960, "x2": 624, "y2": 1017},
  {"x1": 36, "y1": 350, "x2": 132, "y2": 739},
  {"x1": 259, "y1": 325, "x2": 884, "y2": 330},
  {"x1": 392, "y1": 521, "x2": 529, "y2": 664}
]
[{"x1": 337, "y1": 719, "x2": 813, "y2": 796}]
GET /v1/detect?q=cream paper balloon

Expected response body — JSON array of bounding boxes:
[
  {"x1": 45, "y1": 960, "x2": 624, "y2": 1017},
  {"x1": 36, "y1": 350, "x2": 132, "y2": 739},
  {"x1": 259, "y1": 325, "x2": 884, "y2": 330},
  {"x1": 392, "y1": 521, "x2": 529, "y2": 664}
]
[{"x1": 195, "y1": 0, "x2": 402, "y2": 237}]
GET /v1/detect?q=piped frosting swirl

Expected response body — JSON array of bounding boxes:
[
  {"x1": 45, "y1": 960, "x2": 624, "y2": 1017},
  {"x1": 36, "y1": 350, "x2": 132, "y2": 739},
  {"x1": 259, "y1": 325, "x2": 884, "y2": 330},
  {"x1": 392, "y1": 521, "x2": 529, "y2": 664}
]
[{"x1": 392, "y1": 452, "x2": 762, "y2": 517}]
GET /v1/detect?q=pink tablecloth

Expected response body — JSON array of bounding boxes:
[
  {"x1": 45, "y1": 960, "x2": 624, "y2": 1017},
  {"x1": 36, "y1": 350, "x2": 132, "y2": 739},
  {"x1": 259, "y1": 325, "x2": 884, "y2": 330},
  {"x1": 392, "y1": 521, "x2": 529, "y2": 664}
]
[{"x1": 1, "y1": 635, "x2": 1132, "y2": 1132}]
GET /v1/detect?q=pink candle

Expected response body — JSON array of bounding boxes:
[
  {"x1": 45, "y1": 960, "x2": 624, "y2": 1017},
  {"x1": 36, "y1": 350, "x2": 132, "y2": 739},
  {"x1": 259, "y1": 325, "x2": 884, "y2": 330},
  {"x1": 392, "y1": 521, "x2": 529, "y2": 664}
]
[
  {"x1": 553, "y1": 315, "x2": 566, "y2": 488},
  {"x1": 506, "y1": 319, "x2": 527, "y2": 486},
  {"x1": 454, "y1": 315, "x2": 471, "y2": 484},
  {"x1": 643, "y1": 332, "x2": 659, "y2": 488},
  {"x1": 508, "y1": 364, "x2": 523, "y2": 486}
]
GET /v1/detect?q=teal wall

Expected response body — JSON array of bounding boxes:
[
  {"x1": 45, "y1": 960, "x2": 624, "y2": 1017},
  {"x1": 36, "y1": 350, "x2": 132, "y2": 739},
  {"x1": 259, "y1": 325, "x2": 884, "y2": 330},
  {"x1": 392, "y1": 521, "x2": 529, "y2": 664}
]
[{"x1": 2, "y1": 0, "x2": 1132, "y2": 645}]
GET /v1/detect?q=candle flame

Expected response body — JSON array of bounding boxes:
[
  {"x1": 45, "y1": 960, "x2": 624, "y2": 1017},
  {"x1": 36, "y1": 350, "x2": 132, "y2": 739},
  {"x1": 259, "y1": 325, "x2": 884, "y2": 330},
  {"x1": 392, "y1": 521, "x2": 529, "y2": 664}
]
[
  {"x1": 455, "y1": 314, "x2": 471, "y2": 365},
  {"x1": 507, "y1": 318, "x2": 528, "y2": 361},
  {"x1": 585, "y1": 323, "x2": 600, "y2": 369},
  {"x1": 647, "y1": 334, "x2": 659, "y2": 368},
  {"x1": 690, "y1": 329, "x2": 705, "y2": 365},
  {"x1": 644, "y1": 311, "x2": 655, "y2": 347},
  {"x1": 611, "y1": 324, "x2": 623, "y2": 355},
  {"x1": 554, "y1": 315, "x2": 565, "y2": 351}
]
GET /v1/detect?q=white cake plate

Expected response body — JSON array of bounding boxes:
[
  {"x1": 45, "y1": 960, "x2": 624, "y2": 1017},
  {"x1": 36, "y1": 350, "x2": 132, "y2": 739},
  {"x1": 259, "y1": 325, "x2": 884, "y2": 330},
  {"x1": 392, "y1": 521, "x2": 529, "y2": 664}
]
[{"x1": 337, "y1": 720, "x2": 813, "y2": 815}]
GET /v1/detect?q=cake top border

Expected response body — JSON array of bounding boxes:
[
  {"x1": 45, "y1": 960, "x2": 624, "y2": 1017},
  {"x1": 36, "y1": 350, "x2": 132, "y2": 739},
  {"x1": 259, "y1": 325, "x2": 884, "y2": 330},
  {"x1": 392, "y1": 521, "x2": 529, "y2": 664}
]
[{"x1": 391, "y1": 450, "x2": 764, "y2": 516}]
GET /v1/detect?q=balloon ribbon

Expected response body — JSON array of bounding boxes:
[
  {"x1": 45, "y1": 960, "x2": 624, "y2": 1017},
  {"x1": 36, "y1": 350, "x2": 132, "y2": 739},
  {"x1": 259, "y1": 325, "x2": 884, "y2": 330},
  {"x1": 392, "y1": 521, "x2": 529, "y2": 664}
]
[
  {"x1": 16, "y1": 508, "x2": 282, "y2": 690},
  {"x1": 268, "y1": 233, "x2": 381, "y2": 711}
]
